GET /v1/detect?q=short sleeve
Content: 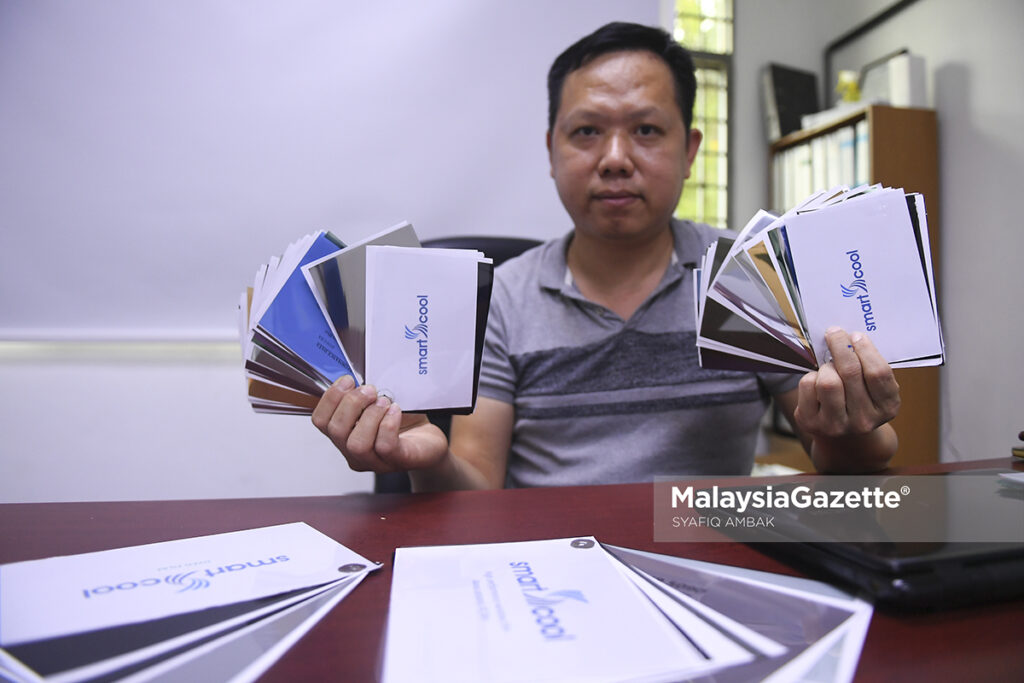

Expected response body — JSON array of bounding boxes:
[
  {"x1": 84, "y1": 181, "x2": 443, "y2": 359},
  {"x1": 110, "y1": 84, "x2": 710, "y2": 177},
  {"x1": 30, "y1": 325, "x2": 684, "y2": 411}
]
[{"x1": 476, "y1": 274, "x2": 516, "y2": 405}]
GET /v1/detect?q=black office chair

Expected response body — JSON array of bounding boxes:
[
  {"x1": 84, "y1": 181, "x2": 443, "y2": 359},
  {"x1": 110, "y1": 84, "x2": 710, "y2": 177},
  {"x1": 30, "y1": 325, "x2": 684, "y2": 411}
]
[
  {"x1": 373, "y1": 235, "x2": 543, "y2": 494},
  {"x1": 421, "y1": 236, "x2": 543, "y2": 265}
]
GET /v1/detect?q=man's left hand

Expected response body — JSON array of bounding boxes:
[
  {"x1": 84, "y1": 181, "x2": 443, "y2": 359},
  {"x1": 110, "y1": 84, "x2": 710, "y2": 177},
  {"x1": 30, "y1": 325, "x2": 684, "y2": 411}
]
[
  {"x1": 778, "y1": 326, "x2": 900, "y2": 473},
  {"x1": 795, "y1": 326, "x2": 900, "y2": 439}
]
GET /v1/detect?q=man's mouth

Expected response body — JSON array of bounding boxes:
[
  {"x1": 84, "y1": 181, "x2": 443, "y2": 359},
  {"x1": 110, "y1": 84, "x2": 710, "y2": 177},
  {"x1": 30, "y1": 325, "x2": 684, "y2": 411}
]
[{"x1": 593, "y1": 190, "x2": 641, "y2": 207}]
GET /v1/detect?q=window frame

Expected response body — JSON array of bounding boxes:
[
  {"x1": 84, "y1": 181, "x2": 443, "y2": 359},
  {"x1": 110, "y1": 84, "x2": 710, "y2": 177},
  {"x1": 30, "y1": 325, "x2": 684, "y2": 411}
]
[{"x1": 673, "y1": 0, "x2": 734, "y2": 231}]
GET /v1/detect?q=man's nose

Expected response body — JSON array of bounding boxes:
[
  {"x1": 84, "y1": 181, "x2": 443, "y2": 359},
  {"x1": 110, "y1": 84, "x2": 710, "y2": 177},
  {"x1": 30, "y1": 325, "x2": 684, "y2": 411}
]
[{"x1": 598, "y1": 131, "x2": 635, "y2": 177}]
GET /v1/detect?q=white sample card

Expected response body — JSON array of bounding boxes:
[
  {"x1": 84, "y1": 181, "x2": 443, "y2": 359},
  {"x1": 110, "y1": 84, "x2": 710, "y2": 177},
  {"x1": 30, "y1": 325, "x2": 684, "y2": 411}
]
[{"x1": 382, "y1": 537, "x2": 747, "y2": 683}]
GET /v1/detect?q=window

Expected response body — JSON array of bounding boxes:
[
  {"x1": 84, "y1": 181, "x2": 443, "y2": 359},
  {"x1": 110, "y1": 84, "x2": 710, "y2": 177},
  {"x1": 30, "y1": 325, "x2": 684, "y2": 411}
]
[{"x1": 673, "y1": 0, "x2": 733, "y2": 230}]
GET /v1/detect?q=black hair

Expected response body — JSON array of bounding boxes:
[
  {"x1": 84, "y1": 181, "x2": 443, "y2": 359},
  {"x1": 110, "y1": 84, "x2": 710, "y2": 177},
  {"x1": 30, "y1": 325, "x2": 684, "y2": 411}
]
[{"x1": 547, "y1": 22, "x2": 697, "y2": 133}]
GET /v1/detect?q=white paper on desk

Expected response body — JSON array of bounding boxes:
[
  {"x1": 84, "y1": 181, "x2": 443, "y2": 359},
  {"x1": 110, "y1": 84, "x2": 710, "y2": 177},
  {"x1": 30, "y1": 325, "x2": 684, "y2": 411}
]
[
  {"x1": 607, "y1": 562, "x2": 762, "y2": 664},
  {"x1": 10, "y1": 579, "x2": 359, "y2": 683},
  {"x1": 0, "y1": 522, "x2": 374, "y2": 647},
  {"x1": 364, "y1": 245, "x2": 488, "y2": 412},
  {"x1": 605, "y1": 546, "x2": 873, "y2": 683},
  {"x1": 614, "y1": 563, "x2": 785, "y2": 659},
  {"x1": 783, "y1": 188, "x2": 943, "y2": 367},
  {"x1": 764, "y1": 607, "x2": 872, "y2": 683},
  {"x1": 114, "y1": 573, "x2": 368, "y2": 683},
  {"x1": 382, "y1": 537, "x2": 730, "y2": 683}
]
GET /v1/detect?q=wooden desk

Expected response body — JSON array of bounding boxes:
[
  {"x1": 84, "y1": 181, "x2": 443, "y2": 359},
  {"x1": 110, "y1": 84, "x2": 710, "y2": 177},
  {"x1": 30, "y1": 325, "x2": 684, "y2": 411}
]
[{"x1": 2, "y1": 458, "x2": 1021, "y2": 681}]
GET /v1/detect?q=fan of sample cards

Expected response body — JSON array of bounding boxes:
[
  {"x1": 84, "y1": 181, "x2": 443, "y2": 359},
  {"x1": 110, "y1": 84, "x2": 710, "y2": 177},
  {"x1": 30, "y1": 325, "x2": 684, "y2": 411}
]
[
  {"x1": 239, "y1": 222, "x2": 494, "y2": 414},
  {"x1": 0, "y1": 524, "x2": 378, "y2": 683},
  {"x1": 381, "y1": 537, "x2": 873, "y2": 683},
  {"x1": 694, "y1": 185, "x2": 944, "y2": 372}
]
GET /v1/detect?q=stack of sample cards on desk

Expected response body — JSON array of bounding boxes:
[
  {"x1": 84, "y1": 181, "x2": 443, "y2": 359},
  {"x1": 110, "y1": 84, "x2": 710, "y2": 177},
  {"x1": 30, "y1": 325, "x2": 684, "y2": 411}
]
[
  {"x1": 239, "y1": 221, "x2": 493, "y2": 414},
  {"x1": 0, "y1": 523, "x2": 378, "y2": 683},
  {"x1": 694, "y1": 185, "x2": 944, "y2": 372},
  {"x1": 381, "y1": 537, "x2": 873, "y2": 683}
]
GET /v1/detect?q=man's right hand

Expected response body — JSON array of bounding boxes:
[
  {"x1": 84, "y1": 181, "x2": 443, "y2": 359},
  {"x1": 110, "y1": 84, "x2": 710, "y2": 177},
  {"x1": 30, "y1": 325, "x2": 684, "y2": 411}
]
[{"x1": 312, "y1": 375, "x2": 449, "y2": 474}]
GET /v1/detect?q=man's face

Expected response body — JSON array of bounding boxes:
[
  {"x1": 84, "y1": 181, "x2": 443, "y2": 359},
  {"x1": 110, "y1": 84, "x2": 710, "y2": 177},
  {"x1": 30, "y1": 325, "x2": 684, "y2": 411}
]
[{"x1": 547, "y1": 50, "x2": 701, "y2": 244}]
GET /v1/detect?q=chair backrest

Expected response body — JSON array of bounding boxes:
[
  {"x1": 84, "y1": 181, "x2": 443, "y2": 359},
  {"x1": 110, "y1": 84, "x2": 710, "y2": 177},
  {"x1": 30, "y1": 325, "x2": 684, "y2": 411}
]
[
  {"x1": 421, "y1": 236, "x2": 543, "y2": 266},
  {"x1": 373, "y1": 235, "x2": 543, "y2": 494}
]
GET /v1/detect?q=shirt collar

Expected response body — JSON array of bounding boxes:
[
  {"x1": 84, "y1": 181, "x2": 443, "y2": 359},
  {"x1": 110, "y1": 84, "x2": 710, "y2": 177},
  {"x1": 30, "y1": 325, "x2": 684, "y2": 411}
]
[{"x1": 540, "y1": 218, "x2": 705, "y2": 297}]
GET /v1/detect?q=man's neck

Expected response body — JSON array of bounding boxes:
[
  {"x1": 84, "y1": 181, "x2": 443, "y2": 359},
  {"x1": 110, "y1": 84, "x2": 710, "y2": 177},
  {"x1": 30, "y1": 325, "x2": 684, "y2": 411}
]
[{"x1": 566, "y1": 225, "x2": 675, "y2": 321}]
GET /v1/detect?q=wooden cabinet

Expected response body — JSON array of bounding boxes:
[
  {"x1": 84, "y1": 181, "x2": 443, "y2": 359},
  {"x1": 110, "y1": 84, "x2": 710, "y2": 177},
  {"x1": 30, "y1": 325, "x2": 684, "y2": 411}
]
[{"x1": 768, "y1": 105, "x2": 940, "y2": 468}]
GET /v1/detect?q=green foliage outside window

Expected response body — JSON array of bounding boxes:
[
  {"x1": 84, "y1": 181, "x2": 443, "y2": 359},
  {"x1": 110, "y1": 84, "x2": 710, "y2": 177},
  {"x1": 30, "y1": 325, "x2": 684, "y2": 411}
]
[{"x1": 674, "y1": 0, "x2": 733, "y2": 230}]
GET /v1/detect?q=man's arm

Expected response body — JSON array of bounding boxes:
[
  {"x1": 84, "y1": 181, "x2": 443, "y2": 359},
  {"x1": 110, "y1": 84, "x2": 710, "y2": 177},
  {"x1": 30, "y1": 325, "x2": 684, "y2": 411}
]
[
  {"x1": 409, "y1": 397, "x2": 513, "y2": 491},
  {"x1": 311, "y1": 375, "x2": 512, "y2": 491},
  {"x1": 775, "y1": 326, "x2": 900, "y2": 473}
]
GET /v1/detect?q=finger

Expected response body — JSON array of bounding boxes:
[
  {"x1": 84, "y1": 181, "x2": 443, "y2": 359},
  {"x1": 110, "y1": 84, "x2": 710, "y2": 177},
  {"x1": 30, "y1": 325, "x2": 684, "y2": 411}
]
[
  {"x1": 813, "y1": 361, "x2": 848, "y2": 432},
  {"x1": 343, "y1": 386, "x2": 394, "y2": 463},
  {"x1": 823, "y1": 327, "x2": 873, "y2": 413},
  {"x1": 322, "y1": 384, "x2": 382, "y2": 471},
  {"x1": 795, "y1": 370, "x2": 821, "y2": 426},
  {"x1": 824, "y1": 327, "x2": 861, "y2": 380},
  {"x1": 312, "y1": 374, "x2": 356, "y2": 433},
  {"x1": 374, "y1": 402, "x2": 404, "y2": 465},
  {"x1": 850, "y1": 332, "x2": 900, "y2": 417},
  {"x1": 334, "y1": 383, "x2": 379, "y2": 435}
]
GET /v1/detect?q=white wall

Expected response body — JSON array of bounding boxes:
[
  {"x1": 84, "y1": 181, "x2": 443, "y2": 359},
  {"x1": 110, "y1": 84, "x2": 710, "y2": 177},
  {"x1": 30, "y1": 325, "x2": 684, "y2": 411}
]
[
  {"x1": 0, "y1": 0, "x2": 659, "y2": 341},
  {"x1": 733, "y1": 0, "x2": 1024, "y2": 465},
  {"x1": 0, "y1": 342, "x2": 376, "y2": 501}
]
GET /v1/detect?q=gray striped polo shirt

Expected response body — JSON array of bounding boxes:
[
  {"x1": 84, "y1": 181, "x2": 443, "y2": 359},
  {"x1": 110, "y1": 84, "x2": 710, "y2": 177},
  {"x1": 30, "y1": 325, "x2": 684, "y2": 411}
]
[{"x1": 478, "y1": 218, "x2": 801, "y2": 487}]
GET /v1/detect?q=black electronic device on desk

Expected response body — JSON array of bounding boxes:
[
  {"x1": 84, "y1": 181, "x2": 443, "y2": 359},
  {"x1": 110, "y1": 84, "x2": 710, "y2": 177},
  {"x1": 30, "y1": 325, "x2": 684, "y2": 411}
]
[{"x1": 740, "y1": 469, "x2": 1024, "y2": 611}]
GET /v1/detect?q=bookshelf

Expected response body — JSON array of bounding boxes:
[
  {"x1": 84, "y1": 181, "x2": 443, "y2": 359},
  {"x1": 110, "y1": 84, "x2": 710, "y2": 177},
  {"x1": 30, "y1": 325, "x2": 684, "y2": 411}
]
[{"x1": 768, "y1": 105, "x2": 940, "y2": 468}]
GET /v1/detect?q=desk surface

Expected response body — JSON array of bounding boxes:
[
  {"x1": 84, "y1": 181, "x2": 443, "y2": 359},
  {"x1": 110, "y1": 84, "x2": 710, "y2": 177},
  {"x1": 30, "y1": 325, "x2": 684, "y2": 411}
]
[{"x1": 2, "y1": 457, "x2": 1022, "y2": 681}]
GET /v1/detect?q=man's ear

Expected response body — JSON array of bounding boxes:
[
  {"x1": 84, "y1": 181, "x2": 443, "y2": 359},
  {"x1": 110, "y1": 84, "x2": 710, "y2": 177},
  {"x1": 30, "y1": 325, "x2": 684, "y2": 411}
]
[
  {"x1": 546, "y1": 129, "x2": 555, "y2": 178},
  {"x1": 684, "y1": 128, "x2": 703, "y2": 180}
]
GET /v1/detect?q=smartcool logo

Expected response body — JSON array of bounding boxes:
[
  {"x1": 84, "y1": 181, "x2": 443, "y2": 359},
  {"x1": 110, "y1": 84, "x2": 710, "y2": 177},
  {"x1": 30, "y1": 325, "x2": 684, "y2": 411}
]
[
  {"x1": 841, "y1": 249, "x2": 877, "y2": 331},
  {"x1": 80, "y1": 555, "x2": 290, "y2": 599},
  {"x1": 404, "y1": 294, "x2": 429, "y2": 375},
  {"x1": 509, "y1": 561, "x2": 586, "y2": 642}
]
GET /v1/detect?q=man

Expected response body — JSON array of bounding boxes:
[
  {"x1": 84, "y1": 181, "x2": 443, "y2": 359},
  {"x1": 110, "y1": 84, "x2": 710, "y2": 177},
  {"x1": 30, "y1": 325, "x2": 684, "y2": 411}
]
[{"x1": 312, "y1": 22, "x2": 900, "y2": 490}]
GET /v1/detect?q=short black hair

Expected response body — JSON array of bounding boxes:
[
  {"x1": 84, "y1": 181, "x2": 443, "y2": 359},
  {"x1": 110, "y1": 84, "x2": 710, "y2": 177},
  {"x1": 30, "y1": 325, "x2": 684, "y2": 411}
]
[{"x1": 547, "y1": 22, "x2": 697, "y2": 133}]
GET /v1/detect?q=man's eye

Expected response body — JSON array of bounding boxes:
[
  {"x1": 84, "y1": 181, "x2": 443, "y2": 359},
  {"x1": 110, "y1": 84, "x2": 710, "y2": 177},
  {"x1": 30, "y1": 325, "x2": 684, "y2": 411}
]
[
  {"x1": 636, "y1": 124, "x2": 660, "y2": 136},
  {"x1": 574, "y1": 126, "x2": 599, "y2": 137}
]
